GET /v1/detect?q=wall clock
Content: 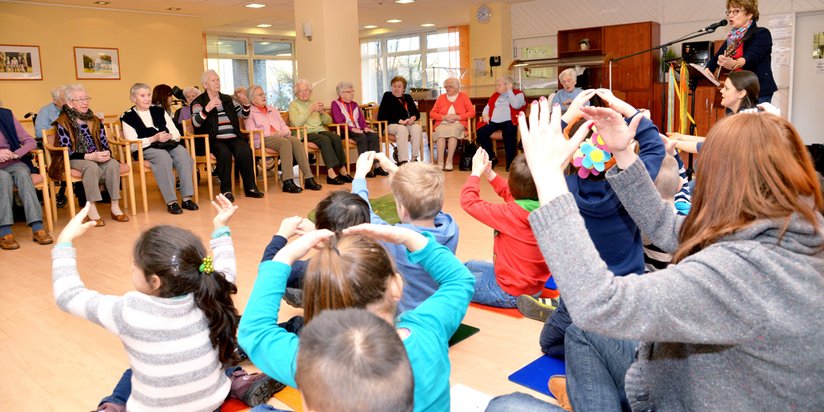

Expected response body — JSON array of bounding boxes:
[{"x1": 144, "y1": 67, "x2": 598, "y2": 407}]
[{"x1": 476, "y1": 4, "x2": 492, "y2": 24}]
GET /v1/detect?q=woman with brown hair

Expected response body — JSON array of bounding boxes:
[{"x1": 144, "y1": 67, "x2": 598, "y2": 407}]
[
  {"x1": 496, "y1": 98, "x2": 824, "y2": 410},
  {"x1": 151, "y1": 84, "x2": 175, "y2": 116}
]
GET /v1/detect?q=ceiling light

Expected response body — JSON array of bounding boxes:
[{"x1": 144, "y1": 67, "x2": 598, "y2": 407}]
[
  {"x1": 245, "y1": 3, "x2": 266, "y2": 8},
  {"x1": 386, "y1": 19, "x2": 402, "y2": 23},
  {"x1": 256, "y1": 23, "x2": 272, "y2": 28},
  {"x1": 167, "y1": 7, "x2": 181, "y2": 11},
  {"x1": 363, "y1": 25, "x2": 378, "y2": 29},
  {"x1": 395, "y1": 0, "x2": 415, "y2": 3},
  {"x1": 94, "y1": 1, "x2": 110, "y2": 4},
  {"x1": 421, "y1": 23, "x2": 435, "y2": 27},
  {"x1": 259, "y1": 41, "x2": 270, "y2": 45}
]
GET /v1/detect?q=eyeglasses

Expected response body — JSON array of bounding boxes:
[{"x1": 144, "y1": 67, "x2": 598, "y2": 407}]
[
  {"x1": 725, "y1": 8, "x2": 742, "y2": 16},
  {"x1": 72, "y1": 97, "x2": 92, "y2": 102}
]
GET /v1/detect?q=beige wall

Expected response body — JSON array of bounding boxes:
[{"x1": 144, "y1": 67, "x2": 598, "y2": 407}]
[
  {"x1": 468, "y1": 2, "x2": 512, "y2": 97},
  {"x1": 0, "y1": 2, "x2": 204, "y2": 119}
]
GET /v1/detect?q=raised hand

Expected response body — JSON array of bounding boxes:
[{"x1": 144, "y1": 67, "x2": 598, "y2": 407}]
[
  {"x1": 374, "y1": 152, "x2": 398, "y2": 174},
  {"x1": 594, "y1": 89, "x2": 637, "y2": 118},
  {"x1": 277, "y1": 216, "x2": 308, "y2": 239},
  {"x1": 354, "y1": 151, "x2": 376, "y2": 179},
  {"x1": 343, "y1": 223, "x2": 428, "y2": 252},
  {"x1": 561, "y1": 89, "x2": 596, "y2": 123},
  {"x1": 273, "y1": 229, "x2": 335, "y2": 265},
  {"x1": 470, "y1": 148, "x2": 489, "y2": 177},
  {"x1": 56, "y1": 203, "x2": 98, "y2": 243},
  {"x1": 211, "y1": 193, "x2": 239, "y2": 229},
  {"x1": 579, "y1": 106, "x2": 642, "y2": 169}
]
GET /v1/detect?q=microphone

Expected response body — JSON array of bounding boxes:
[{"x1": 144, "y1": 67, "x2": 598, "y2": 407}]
[{"x1": 700, "y1": 19, "x2": 728, "y2": 32}]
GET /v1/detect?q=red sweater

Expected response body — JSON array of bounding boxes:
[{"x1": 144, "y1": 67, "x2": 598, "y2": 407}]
[
  {"x1": 429, "y1": 92, "x2": 475, "y2": 129},
  {"x1": 460, "y1": 174, "x2": 551, "y2": 296}
]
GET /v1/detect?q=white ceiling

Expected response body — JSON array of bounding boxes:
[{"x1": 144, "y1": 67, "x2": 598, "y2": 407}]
[{"x1": 25, "y1": 0, "x2": 529, "y2": 36}]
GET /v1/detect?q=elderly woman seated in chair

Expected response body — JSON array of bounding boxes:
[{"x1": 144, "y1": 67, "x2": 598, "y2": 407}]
[
  {"x1": 121, "y1": 83, "x2": 198, "y2": 215},
  {"x1": 429, "y1": 77, "x2": 475, "y2": 171},
  {"x1": 50, "y1": 84, "x2": 129, "y2": 226},
  {"x1": 330, "y1": 81, "x2": 387, "y2": 177}
]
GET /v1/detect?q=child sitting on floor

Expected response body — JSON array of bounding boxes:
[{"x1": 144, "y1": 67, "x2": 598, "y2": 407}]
[
  {"x1": 53, "y1": 196, "x2": 282, "y2": 411},
  {"x1": 238, "y1": 221, "x2": 474, "y2": 412},
  {"x1": 459, "y1": 150, "x2": 551, "y2": 308},
  {"x1": 351, "y1": 151, "x2": 460, "y2": 312}
]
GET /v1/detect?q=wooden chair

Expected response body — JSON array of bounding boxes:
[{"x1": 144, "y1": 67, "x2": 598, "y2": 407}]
[
  {"x1": 428, "y1": 116, "x2": 476, "y2": 166},
  {"x1": 324, "y1": 110, "x2": 355, "y2": 170},
  {"x1": 28, "y1": 149, "x2": 53, "y2": 233},
  {"x1": 182, "y1": 119, "x2": 219, "y2": 202},
  {"x1": 281, "y1": 111, "x2": 320, "y2": 177},
  {"x1": 240, "y1": 125, "x2": 279, "y2": 193},
  {"x1": 43, "y1": 127, "x2": 136, "y2": 220}
]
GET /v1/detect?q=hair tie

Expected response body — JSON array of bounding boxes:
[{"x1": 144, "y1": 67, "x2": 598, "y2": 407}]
[
  {"x1": 199, "y1": 256, "x2": 214, "y2": 274},
  {"x1": 170, "y1": 254, "x2": 180, "y2": 275}
]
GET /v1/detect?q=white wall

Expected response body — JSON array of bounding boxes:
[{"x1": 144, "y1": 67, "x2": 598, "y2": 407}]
[{"x1": 791, "y1": 10, "x2": 824, "y2": 144}]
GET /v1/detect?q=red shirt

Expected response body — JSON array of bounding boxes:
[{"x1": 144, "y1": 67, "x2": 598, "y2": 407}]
[{"x1": 460, "y1": 174, "x2": 551, "y2": 296}]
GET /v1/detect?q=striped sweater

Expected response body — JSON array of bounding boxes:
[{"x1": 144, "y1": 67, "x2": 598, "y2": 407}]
[{"x1": 52, "y1": 234, "x2": 236, "y2": 411}]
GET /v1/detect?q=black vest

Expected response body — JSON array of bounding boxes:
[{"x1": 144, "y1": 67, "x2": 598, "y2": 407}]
[{"x1": 120, "y1": 106, "x2": 169, "y2": 138}]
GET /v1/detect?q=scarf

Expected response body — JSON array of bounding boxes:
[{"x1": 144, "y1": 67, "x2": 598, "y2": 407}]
[
  {"x1": 334, "y1": 99, "x2": 361, "y2": 128},
  {"x1": 726, "y1": 19, "x2": 752, "y2": 48},
  {"x1": 63, "y1": 105, "x2": 98, "y2": 154}
]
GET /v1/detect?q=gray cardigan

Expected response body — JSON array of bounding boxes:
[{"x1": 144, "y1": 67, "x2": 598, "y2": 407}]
[{"x1": 528, "y1": 158, "x2": 824, "y2": 411}]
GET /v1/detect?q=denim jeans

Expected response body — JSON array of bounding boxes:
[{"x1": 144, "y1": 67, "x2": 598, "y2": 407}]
[
  {"x1": 465, "y1": 260, "x2": 518, "y2": 308},
  {"x1": 540, "y1": 298, "x2": 572, "y2": 359},
  {"x1": 98, "y1": 368, "x2": 132, "y2": 406},
  {"x1": 485, "y1": 392, "x2": 566, "y2": 411},
  {"x1": 565, "y1": 324, "x2": 639, "y2": 411}
]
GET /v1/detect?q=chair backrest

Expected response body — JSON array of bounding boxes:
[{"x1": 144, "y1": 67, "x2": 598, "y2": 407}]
[{"x1": 182, "y1": 119, "x2": 195, "y2": 136}]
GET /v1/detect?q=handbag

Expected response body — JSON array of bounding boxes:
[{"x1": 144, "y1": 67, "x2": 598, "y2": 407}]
[
  {"x1": 459, "y1": 141, "x2": 477, "y2": 171},
  {"x1": 150, "y1": 140, "x2": 179, "y2": 151}
]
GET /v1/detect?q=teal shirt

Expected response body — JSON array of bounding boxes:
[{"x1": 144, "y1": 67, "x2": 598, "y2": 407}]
[{"x1": 237, "y1": 233, "x2": 475, "y2": 411}]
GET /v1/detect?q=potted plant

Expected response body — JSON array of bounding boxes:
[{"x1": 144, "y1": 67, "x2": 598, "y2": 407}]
[{"x1": 579, "y1": 38, "x2": 590, "y2": 51}]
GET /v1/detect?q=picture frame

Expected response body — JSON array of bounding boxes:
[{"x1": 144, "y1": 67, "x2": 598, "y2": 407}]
[
  {"x1": 74, "y1": 46, "x2": 120, "y2": 80},
  {"x1": 0, "y1": 44, "x2": 43, "y2": 80}
]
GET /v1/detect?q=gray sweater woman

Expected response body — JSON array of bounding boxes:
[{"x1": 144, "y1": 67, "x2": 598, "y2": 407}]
[{"x1": 529, "y1": 158, "x2": 824, "y2": 410}]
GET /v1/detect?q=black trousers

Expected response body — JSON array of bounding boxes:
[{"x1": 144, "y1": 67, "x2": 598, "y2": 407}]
[
  {"x1": 212, "y1": 137, "x2": 255, "y2": 193},
  {"x1": 475, "y1": 120, "x2": 518, "y2": 168}
]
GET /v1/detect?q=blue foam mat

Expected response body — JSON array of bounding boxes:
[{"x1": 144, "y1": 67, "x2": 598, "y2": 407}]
[{"x1": 507, "y1": 355, "x2": 566, "y2": 398}]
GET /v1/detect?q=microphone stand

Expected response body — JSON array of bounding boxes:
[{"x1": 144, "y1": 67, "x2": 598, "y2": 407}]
[{"x1": 608, "y1": 28, "x2": 718, "y2": 180}]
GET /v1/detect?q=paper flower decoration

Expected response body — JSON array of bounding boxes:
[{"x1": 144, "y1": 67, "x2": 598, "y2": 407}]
[{"x1": 572, "y1": 127, "x2": 612, "y2": 179}]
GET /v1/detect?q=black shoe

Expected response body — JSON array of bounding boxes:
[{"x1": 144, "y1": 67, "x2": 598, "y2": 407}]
[
  {"x1": 365, "y1": 170, "x2": 376, "y2": 178},
  {"x1": 181, "y1": 199, "x2": 199, "y2": 210},
  {"x1": 282, "y1": 180, "x2": 303, "y2": 194},
  {"x1": 340, "y1": 174, "x2": 354, "y2": 183},
  {"x1": 222, "y1": 192, "x2": 235, "y2": 203},
  {"x1": 490, "y1": 157, "x2": 499, "y2": 169},
  {"x1": 374, "y1": 167, "x2": 389, "y2": 176},
  {"x1": 326, "y1": 175, "x2": 345, "y2": 185},
  {"x1": 245, "y1": 188, "x2": 265, "y2": 198},
  {"x1": 304, "y1": 177, "x2": 322, "y2": 191},
  {"x1": 167, "y1": 202, "x2": 183, "y2": 215},
  {"x1": 397, "y1": 161, "x2": 407, "y2": 167},
  {"x1": 56, "y1": 193, "x2": 68, "y2": 208}
]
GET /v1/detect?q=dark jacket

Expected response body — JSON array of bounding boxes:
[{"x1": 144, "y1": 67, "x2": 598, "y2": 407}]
[
  {"x1": 377, "y1": 92, "x2": 420, "y2": 125},
  {"x1": 190, "y1": 92, "x2": 243, "y2": 145},
  {"x1": 706, "y1": 22, "x2": 777, "y2": 100}
]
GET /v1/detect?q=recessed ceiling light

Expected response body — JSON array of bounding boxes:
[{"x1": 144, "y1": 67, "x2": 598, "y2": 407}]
[
  {"x1": 395, "y1": 0, "x2": 415, "y2": 3},
  {"x1": 94, "y1": 1, "x2": 109, "y2": 4},
  {"x1": 256, "y1": 23, "x2": 272, "y2": 28},
  {"x1": 259, "y1": 41, "x2": 270, "y2": 45},
  {"x1": 363, "y1": 25, "x2": 378, "y2": 29},
  {"x1": 167, "y1": 7, "x2": 181, "y2": 11},
  {"x1": 386, "y1": 19, "x2": 402, "y2": 23},
  {"x1": 421, "y1": 23, "x2": 435, "y2": 27},
  {"x1": 245, "y1": 3, "x2": 266, "y2": 8}
]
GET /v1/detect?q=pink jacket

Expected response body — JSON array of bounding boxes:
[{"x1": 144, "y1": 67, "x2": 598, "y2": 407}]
[
  {"x1": 430, "y1": 92, "x2": 475, "y2": 129},
  {"x1": 245, "y1": 105, "x2": 290, "y2": 148}
]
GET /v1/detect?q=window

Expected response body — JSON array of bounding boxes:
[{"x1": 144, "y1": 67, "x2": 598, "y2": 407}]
[
  {"x1": 205, "y1": 36, "x2": 295, "y2": 109},
  {"x1": 361, "y1": 29, "x2": 465, "y2": 103}
]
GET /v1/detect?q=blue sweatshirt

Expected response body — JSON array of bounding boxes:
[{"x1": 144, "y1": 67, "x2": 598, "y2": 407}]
[
  {"x1": 352, "y1": 178, "x2": 460, "y2": 312},
  {"x1": 237, "y1": 234, "x2": 475, "y2": 412},
  {"x1": 564, "y1": 115, "x2": 665, "y2": 276}
]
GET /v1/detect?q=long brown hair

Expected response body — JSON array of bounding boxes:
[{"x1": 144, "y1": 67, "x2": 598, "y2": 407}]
[
  {"x1": 674, "y1": 113, "x2": 823, "y2": 262},
  {"x1": 303, "y1": 235, "x2": 398, "y2": 323}
]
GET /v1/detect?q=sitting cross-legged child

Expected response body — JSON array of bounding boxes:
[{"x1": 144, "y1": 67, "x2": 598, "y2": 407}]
[
  {"x1": 459, "y1": 150, "x2": 551, "y2": 309},
  {"x1": 351, "y1": 151, "x2": 459, "y2": 313}
]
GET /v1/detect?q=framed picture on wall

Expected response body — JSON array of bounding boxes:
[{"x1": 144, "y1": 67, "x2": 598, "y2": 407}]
[
  {"x1": 74, "y1": 46, "x2": 120, "y2": 80},
  {"x1": 0, "y1": 44, "x2": 43, "y2": 80}
]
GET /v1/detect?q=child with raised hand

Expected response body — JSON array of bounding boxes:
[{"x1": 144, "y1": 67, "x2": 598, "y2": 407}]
[
  {"x1": 459, "y1": 148, "x2": 550, "y2": 309},
  {"x1": 351, "y1": 151, "x2": 460, "y2": 313},
  {"x1": 53, "y1": 195, "x2": 282, "y2": 411},
  {"x1": 238, "y1": 221, "x2": 474, "y2": 412}
]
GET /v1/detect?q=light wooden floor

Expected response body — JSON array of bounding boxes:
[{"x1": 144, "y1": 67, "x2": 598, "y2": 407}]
[{"x1": 0, "y1": 164, "x2": 557, "y2": 410}]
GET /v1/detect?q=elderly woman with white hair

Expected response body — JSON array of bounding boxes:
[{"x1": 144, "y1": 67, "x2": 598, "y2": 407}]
[
  {"x1": 245, "y1": 84, "x2": 322, "y2": 193},
  {"x1": 429, "y1": 77, "x2": 475, "y2": 171},
  {"x1": 121, "y1": 83, "x2": 197, "y2": 214},
  {"x1": 377, "y1": 75, "x2": 423, "y2": 165},
  {"x1": 49, "y1": 84, "x2": 129, "y2": 225},
  {"x1": 191, "y1": 69, "x2": 263, "y2": 201},
  {"x1": 330, "y1": 81, "x2": 387, "y2": 177},
  {"x1": 475, "y1": 76, "x2": 525, "y2": 171},
  {"x1": 551, "y1": 68, "x2": 588, "y2": 114},
  {"x1": 288, "y1": 79, "x2": 352, "y2": 185}
]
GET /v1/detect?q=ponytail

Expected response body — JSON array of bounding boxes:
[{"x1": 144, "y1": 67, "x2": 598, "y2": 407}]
[{"x1": 195, "y1": 268, "x2": 240, "y2": 365}]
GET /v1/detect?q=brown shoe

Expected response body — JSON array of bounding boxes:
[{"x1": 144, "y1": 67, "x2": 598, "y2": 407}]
[
  {"x1": 0, "y1": 234, "x2": 20, "y2": 250},
  {"x1": 110, "y1": 212, "x2": 130, "y2": 222},
  {"x1": 32, "y1": 230, "x2": 54, "y2": 245},
  {"x1": 549, "y1": 375, "x2": 573, "y2": 411},
  {"x1": 82, "y1": 216, "x2": 106, "y2": 227}
]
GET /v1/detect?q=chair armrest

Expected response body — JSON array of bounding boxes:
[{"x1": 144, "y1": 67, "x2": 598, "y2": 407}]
[{"x1": 31, "y1": 149, "x2": 47, "y2": 176}]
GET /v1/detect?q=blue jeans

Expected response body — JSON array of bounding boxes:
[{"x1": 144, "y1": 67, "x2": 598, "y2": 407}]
[
  {"x1": 565, "y1": 324, "x2": 638, "y2": 411},
  {"x1": 485, "y1": 392, "x2": 566, "y2": 411},
  {"x1": 98, "y1": 368, "x2": 131, "y2": 406},
  {"x1": 540, "y1": 298, "x2": 572, "y2": 359},
  {"x1": 465, "y1": 260, "x2": 518, "y2": 308}
]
